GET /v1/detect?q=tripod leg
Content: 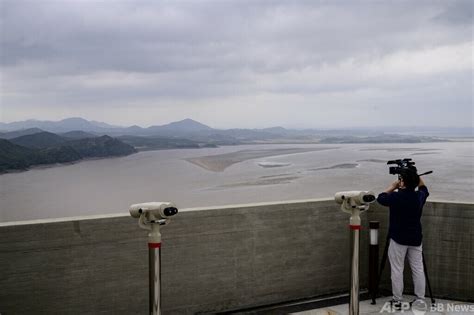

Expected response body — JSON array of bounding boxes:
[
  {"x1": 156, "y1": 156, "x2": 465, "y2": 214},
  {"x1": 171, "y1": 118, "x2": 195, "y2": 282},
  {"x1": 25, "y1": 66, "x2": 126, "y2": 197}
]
[
  {"x1": 377, "y1": 237, "x2": 390, "y2": 285},
  {"x1": 374, "y1": 235, "x2": 390, "y2": 302},
  {"x1": 422, "y1": 252, "x2": 435, "y2": 305}
]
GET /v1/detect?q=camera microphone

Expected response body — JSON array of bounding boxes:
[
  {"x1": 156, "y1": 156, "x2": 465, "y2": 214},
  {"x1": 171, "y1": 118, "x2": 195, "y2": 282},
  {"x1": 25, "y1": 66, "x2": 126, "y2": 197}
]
[{"x1": 418, "y1": 171, "x2": 433, "y2": 176}]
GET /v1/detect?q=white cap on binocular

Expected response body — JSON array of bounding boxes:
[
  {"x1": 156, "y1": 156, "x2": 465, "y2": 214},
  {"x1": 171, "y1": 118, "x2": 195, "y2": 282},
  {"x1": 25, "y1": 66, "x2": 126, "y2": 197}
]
[{"x1": 129, "y1": 202, "x2": 178, "y2": 219}]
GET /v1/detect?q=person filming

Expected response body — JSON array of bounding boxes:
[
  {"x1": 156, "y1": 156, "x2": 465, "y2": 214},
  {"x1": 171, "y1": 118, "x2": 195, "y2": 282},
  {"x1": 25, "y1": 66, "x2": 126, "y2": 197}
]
[{"x1": 377, "y1": 169, "x2": 429, "y2": 307}]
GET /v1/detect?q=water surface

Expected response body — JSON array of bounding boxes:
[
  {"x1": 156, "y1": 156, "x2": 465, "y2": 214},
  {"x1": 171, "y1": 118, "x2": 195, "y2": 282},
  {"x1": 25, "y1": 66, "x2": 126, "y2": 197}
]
[{"x1": 0, "y1": 142, "x2": 472, "y2": 222}]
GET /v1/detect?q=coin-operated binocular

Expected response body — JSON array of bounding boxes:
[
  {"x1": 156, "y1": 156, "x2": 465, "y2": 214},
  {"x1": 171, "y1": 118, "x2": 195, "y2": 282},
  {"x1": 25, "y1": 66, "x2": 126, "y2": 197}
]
[
  {"x1": 335, "y1": 191, "x2": 375, "y2": 228},
  {"x1": 129, "y1": 202, "x2": 178, "y2": 315},
  {"x1": 334, "y1": 191, "x2": 376, "y2": 315}
]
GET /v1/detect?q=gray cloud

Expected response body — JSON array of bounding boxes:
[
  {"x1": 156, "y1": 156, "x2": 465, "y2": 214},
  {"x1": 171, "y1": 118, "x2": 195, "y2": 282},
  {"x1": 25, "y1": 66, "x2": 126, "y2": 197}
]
[{"x1": 1, "y1": 0, "x2": 472, "y2": 128}]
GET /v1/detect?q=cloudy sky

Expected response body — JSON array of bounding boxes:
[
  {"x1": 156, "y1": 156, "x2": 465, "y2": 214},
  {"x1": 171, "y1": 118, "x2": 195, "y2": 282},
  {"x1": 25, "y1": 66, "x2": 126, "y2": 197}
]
[{"x1": 1, "y1": 0, "x2": 472, "y2": 128}]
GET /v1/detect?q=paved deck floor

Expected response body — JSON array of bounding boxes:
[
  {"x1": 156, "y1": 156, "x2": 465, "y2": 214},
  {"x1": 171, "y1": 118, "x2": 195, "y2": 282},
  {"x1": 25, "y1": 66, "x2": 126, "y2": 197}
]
[{"x1": 291, "y1": 296, "x2": 474, "y2": 315}]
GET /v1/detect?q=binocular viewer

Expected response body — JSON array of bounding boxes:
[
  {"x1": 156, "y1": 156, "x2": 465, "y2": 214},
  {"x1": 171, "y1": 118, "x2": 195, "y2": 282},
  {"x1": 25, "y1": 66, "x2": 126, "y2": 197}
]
[
  {"x1": 334, "y1": 190, "x2": 376, "y2": 229},
  {"x1": 129, "y1": 202, "x2": 178, "y2": 222},
  {"x1": 335, "y1": 191, "x2": 376, "y2": 211}
]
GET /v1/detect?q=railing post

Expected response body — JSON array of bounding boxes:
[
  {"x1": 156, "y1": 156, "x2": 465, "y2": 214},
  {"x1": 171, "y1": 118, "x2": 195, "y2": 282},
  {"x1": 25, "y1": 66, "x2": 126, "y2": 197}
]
[
  {"x1": 349, "y1": 224, "x2": 361, "y2": 315},
  {"x1": 149, "y1": 224, "x2": 162, "y2": 315},
  {"x1": 369, "y1": 221, "x2": 379, "y2": 304}
]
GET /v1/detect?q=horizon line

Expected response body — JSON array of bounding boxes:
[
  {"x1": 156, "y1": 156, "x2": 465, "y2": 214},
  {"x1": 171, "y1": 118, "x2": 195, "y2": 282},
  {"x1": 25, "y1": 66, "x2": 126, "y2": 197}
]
[{"x1": 0, "y1": 116, "x2": 473, "y2": 131}]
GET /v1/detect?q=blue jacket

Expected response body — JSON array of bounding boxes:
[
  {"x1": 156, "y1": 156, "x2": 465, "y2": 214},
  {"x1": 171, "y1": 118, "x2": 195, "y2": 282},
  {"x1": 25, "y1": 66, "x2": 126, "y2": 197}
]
[{"x1": 377, "y1": 186, "x2": 429, "y2": 246}]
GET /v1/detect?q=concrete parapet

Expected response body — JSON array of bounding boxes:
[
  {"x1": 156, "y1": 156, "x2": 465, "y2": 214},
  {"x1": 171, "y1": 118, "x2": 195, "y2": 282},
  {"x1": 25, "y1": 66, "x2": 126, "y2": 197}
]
[
  {"x1": 0, "y1": 199, "x2": 472, "y2": 314},
  {"x1": 368, "y1": 200, "x2": 474, "y2": 302}
]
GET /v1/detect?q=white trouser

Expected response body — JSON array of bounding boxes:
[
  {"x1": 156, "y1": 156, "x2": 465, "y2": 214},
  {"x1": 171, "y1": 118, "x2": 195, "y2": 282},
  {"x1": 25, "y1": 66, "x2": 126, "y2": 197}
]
[{"x1": 388, "y1": 238, "x2": 426, "y2": 301}]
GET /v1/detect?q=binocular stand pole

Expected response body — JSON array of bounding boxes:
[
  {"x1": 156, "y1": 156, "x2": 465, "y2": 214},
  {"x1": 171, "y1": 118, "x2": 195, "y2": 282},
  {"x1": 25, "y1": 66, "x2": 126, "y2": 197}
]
[
  {"x1": 149, "y1": 224, "x2": 162, "y2": 315},
  {"x1": 376, "y1": 235, "x2": 435, "y2": 305},
  {"x1": 338, "y1": 198, "x2": 371, "y2": 315},
  {"x1": 349, "y1": 223, "x2": 361, "y2": 315},
  {"x1": 139, "y1": 216, "x2": 168, "y2": 315}
]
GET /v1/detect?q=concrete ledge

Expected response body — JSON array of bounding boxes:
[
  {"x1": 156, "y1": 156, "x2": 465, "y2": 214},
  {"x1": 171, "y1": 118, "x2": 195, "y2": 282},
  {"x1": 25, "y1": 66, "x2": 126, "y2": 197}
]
[
  {"x1": 0, "y1": 200, "x2": 472, "y2": 314},
  {"x1": 0, "y1": 198, "x2": 334, "y2": 226},
  {"x1": 368, "y1": 201, "x2": 474, "y2": 302}
]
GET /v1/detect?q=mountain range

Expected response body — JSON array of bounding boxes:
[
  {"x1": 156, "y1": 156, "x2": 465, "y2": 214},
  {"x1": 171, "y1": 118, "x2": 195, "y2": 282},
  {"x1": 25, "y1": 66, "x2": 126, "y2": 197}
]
[
  {"x1": 0, "y1": 117, "x2": 467, "y2": 174},
  {"x1": 1, "y1": 117, "x2": 471, "y2": 138},
  {"x1": 0, "y1": 119, "x2": 225, "y2": 173},
  {"x1": 0, "y1": 117, "x2": 212, "y2": 134},
  {"x1": 0, "y1": 117, "x2": 119, "y2": 133}
]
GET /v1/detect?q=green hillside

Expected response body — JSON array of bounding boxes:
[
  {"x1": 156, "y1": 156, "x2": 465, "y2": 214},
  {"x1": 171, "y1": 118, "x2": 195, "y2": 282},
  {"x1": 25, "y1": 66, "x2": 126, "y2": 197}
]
[
  {"x1": 118, "y1": 135, "x2": 203, "y2": 150},
  {"x1": 10, "y1": 131, "x2": 67, "y2": 149},
  {"x1": 0, "y1": 139, "x2": 34, "y2": 171},
  {"x1": 0, "y1": 135, "x2": 137, "y2": 173},
  {"x1": 33, "y1": 146, "x2": 82, "y2": 165},
  {"x1": 60, "y1": 130, "x2": 97, "y2": 139},
  {"x1": 67, "y1": 136, "x2": 137, "y2": 157}
]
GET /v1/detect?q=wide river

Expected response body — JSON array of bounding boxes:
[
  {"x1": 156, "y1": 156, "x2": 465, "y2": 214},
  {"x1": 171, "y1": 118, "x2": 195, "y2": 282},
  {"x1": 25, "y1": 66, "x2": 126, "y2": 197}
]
[{"x1": 1, "y1": 142, "x2": 472, "y2": 222}]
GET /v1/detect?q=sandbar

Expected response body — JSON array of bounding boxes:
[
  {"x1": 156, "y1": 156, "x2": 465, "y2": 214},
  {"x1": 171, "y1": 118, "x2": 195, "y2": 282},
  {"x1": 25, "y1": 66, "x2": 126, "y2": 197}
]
[
  {"x1": 185, "y1": 147, "x2": 335, "y2": 172},
  {"x1": 360, "y1": 148, "x2": 440, "y2": 152},
  {"x1": 216, "y1": 175, "x2": 300, "y2": 188},
  {"x1": 310, "y1": 163, "x2": 359, "y2": 171},
  {"x1": 257, "y1": 161, "x2": 292, "y2": 168},
  {"x1": 356, "y1": 159, "x2": 387, "y2": 163}
]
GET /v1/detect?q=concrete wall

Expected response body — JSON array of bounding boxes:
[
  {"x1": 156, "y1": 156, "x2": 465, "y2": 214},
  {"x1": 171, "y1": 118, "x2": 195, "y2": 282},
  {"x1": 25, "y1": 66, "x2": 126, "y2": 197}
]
[
  {"x1": 0, "y1": 200, "x2": 472, "y2": 314},
  {"x1": 368, "y1": 201, "x2": 474, "y2": 301}
]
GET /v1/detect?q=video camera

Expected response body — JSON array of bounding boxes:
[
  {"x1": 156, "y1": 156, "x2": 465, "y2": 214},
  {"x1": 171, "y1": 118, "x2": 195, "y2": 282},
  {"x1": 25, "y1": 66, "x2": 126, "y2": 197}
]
[
  {"x1": 387, "y1": 158, "x2": 417, "y2": 175},
  {"x1": 387, "y1": 158, "x2": 432, "y2": 177}
]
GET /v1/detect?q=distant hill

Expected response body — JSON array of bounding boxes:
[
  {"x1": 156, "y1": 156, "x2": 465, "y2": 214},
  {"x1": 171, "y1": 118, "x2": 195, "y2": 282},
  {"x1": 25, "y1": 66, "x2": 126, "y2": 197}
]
[
  {"x1": 10, "y1": 132, "x2": 67, "y2": 149},
  {"x1": 218, "y1": 128, "x2": 281, "y2": 141},
  {"x1": 58, "y1": 117, "x2": 119, "y2": 131},
  {"x1": 89, "y1": 120, "x2": 118, "y2": 129},
  {"x1": 0, "y1": 117, "x2": 120, "y2": 133},
  {"x1": 66, "y1": 135, "x2": 137, "y2": 157},
  {"x1": 0, "y1": 117, "x2": 214, "y2": 135},
  {"x1": 118, "y1": 135, "x2": 213, "y2": 150},
  {"x1": 1, "y1": 117, "x2": 467, "y2": 144},
  {"x1": 33, "y1": 146, "x2": 83, "y2": 166},
  {"x1": 0, "y1": 139, "x2": 34, "y2": 171},
  {"x1": 60, "y1": 130, "x2": 97, "y2": 139},
  {"x1": 261, "y1": 126, "x2": 288, "y2": 135},
  {"x1": 0, "y1": 139, "x2": 83, "y2": 172},
  {"x1": 153, "y1": 118, "x2": 213, "y2": 132},
  {"x1": 124, "y1": 125, "x2": 145, "y2": 134},
  {"x1": 0, "y1": 135, "x2": 137, "y2": 173},
  {"x1": 0, "y1": 128, "x2": 44, "y2": 139}
]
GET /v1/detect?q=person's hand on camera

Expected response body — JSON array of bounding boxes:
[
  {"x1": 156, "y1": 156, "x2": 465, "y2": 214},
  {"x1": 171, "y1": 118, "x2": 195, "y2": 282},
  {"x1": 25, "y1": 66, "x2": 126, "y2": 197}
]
[
  {"x1": 391, "y1": 180, "x2": 400, "y2": 190},
  {"x1": 384, "y1": 180, "x2": 400, "y2": 193},
  {"x1": 419, "y1": 177, "x2": 425, "y2": 187}
]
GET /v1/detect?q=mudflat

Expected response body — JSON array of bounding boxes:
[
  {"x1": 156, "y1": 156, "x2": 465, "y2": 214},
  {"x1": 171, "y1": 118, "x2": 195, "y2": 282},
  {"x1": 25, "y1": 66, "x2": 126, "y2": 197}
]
[{"x1": 185, "y1": 147, "x2": 336, "y2": 172}]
